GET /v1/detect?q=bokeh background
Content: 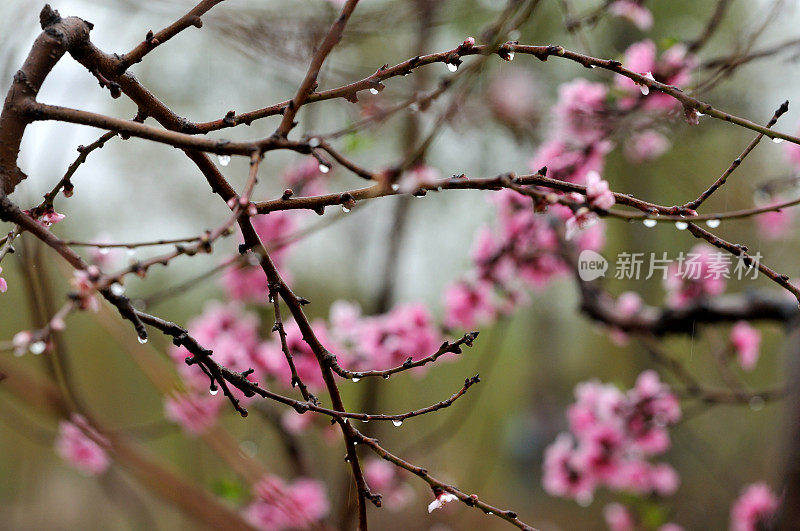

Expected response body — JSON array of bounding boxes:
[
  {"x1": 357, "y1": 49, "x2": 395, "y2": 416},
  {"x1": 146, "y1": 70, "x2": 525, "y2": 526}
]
[{"x1": 1, "y1": 0, "x2": 799, "y2": 529}]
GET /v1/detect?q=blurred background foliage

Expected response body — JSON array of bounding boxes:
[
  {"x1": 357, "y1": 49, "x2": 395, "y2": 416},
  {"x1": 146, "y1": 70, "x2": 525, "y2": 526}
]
[{"x1": 1, "y1": 0, "x2": 799, "y2": 529}]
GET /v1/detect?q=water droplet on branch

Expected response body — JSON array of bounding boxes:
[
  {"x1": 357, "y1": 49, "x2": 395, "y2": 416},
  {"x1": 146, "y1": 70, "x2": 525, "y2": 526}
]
[
  {"x1": 675, "y1": 221, "x2": 688, "y2": 230},
  {"x1": 772, "y1": 137, "x2": 784, "y2": 144},
  {"x1": 29, "y1": 341, "x2": 46, "y2": 355},
  {"x1": 446, "y1": 62, "x2": 458, "y2": 72},
  {"x1": 351, "y1": 377, "x2": 360, "y2": 382},
  {"x1": 210, "y1": 387, "x2": 219, "y2": 396},
  {"x1": 369, "y1": 88, "x2": 379, "y2": 95},
  {"x1": 138, "y1": 336, "x2": 148, "y2": 344},
  {"x1": 218, "y1": 154, "x2": 231, "y2": 166},
  {"x1": 392, "y1": 419, "x2": 403, "y2": 427},
  {"x1": 643, "y1": 218, "x2": 657, "y2": 228},
  {"x1": 706, "y1": 219, "x2": 721, "y2": 228}
]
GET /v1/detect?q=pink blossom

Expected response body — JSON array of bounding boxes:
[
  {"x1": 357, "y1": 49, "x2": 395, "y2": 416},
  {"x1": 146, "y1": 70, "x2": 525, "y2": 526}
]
[
  {"x1": 603, "y1": 503, "x2": 635, "y2": 531},
  {"x1": 729, "y1": 483, "x2": 780, "y2": 531},
  {"x1": 529, "y1": 139, "x2": 611, "y2": 184},
  {"x1": 609, "y1": 1, "x2": 653, "y2": 30},
  {"x1": 554, "y1": 79, "x2": 609, "y2": 145},
  {"x1": 427, "y1": 490, "x2": 458, "y2": 513},
  {"x1": 617, "y1": 40, "x2": 696, "y2": 110},
  {"x1": 12, "y1": 330, "x2": 32, "y2": 356},
  {"x1": 756, "y1": 200, "x2": 793, "y2": 240},
  {"x1": 659, "y1": 525, "x2": 685, "y2": 531},
  {"x1": 649, "y1": 462, "x2": 680, "y2": 496},
  {"x1": 443, "y1": 280, "x2": 495, "y2": 329},
  {"x1": 624, "y1": 130, "x2": 670, "y2": 163},
  {"x1": 70, "y1": 269, "x2": 100, "y2": 312},
  {"x1": 543, "y1": 433, "x2": 596, "y2": 503},
  {"x1": 585, "y1": 171, "x2": 615, "y2": 210},
  {"x1": 164, "y1": 393, "x2": 222, "y2": 435},
  {"x1": 730, "y1": 321, "x2": 761, "y2": 371},
  {"x1": 566, "y1": 208, "x2": 598, "y2": 240},
  {"x1": 244, "y1": 475, "x2": 330, "y2": 530},
  {"x1": 0, "y1": 266, "x2": 6, "y2": 293},
  {"x1": 55, "y1": 414, "x2": 110, "y2": 476},
  {"x1": 617, "y1": 40, "x2": 656, "y2": 95},
  {"x1": 24, "y1": 207, "x2": 65, "y2": 227}
]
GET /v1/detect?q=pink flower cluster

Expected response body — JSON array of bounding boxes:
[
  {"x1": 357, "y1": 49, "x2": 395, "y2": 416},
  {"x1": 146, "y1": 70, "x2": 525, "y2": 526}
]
[
  {"x1": 0, "y1": 266, "x2": 7, "y2": 293},
  {"x1": 729, "y1": 483, "x2": 780, "y2": 531},
  {"x1": 543, "y1": 371, "x2": 681, "y2": 504},
  {"x1": 55, "y1": 414, "x2": 110, "y2": 476},
  {"x1": 166, "y1": 302, "x2": 261, "y2": 431},
  {"x1": 616, "y1": 40, "x2": 697, "y2": 112},
  {"x1": 243, "y1": 475, "x2": 330, "y2": 531},
  {"x1": 663, "y1": 244, "x2": 727, "y2": 308},
  {"x1": 444, "y1": 185, "x2": 606, "y2": 328}
]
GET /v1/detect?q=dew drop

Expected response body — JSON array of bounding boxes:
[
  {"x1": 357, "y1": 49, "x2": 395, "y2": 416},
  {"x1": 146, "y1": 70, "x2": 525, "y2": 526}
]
[
  {"x1": 391, "y1": 184, "x2": 400, "y2": 191},
  {"x1": 217, "y1": 154, "x2": 231, "y2": 166},
  {"x1": 369, "y1": 88, "x2": 379, "y2": 95},
  {"x1": 308, "y1": 137, "x2": 320, "y2": 148},
  {"x1": 749, "y1": 396, "x2": 765, "y2": 411},
  {"x1": 342, "y1": 205, "x2": 351, "y2": 213},
  {"x1": 210, "y1": 387, "x2": 219, "y2": 396},
  {"x1": 706, "y1": 218, "x2": 721, "y2": 228},
  {"x1": 99, "y1": 248, "x2": 110, "y2": 255},
  {"x1": 639, "y1": 85, "x2": 649, "y2": 96},
  {"x1": 351, "y1": 377, "x2": 360, "y2": 382},
  {"x1": 409, "y1": 103, "x2": 420, "y2": 112},
  {"x1": 505, "y1": 52, "x2": 515, "y2": 61},
  {"x1": 110, "y1": 282, "x2": 125, "y2": 296},
  {"x1": 126, "y1": 248, "x2": 136, "y2": 258},
  {"x1": 773, "y1": 137, "x2": 784, "y2": 144},
  {"x1": 675, "y1": 221, "x2": 688, "y2": 230},
  {"x1": 361, "y1": 418, "x2": 369, "y2": 423},
  {"x1": 392, "y1": 419, "x2": 403, "y2": 427},
  {"x1": 643, "y1": 218, "x2": 657, "y2": 228},
  {"x1": 488, "y1": 512, "x2": 493, "y2": 515},
  {"x1": 138, "y1": 336, "x2": 148, "y2": 344},
  {"x1": 382, "y1": 374, "x2": 390, "y2": 380},
  {"x1": 319, "y1": 163, "x2": 330, "y2": 174},
  {"x1": 29, "y1": 341, "x2": 46, "y2": 355},
  {"x1": 446, "y1": 62, "x2": 458, "y2": 72},
  {"x1": 697, "y1": 112, "x2": 705, "y2": 117}
]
